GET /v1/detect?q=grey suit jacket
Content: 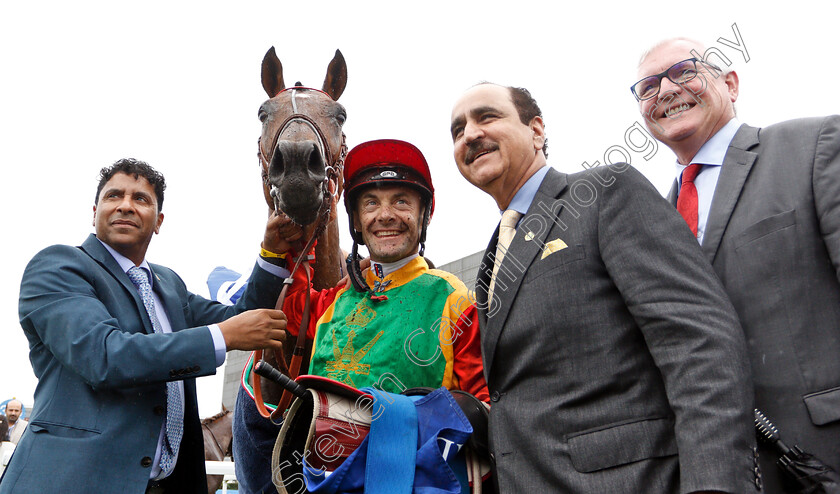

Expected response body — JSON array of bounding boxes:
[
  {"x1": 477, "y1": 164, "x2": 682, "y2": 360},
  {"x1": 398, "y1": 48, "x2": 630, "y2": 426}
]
[
  {"x1": 667, "y1": 117, "x2": 840, "y2": 494},
  {"x1": 478, "y1": 166, "x2": 757, "y2": 493}
]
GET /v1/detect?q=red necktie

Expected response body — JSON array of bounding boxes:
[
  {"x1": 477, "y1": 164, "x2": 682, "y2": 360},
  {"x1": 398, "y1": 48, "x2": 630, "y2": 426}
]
[{"x1": 676, "y1": 163, "x2": 703, "y2": 236}]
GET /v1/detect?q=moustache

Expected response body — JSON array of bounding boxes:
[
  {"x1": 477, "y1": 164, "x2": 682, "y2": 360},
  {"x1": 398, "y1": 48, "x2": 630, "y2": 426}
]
[{"x1": 465, "y1": 140, "x2": 498, "y2": 165}]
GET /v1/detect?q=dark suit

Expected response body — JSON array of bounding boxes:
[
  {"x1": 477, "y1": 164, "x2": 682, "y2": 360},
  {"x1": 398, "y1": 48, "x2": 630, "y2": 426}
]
[
  {"x1": 1, "y1": 234, "x2": 283, "y2": 493},
  {"x1": 667, "y1": 116, "x2": 840, "y2": 493},
  {"x1": 478, "y1": 166, "x2": 757, "y2": 493}
]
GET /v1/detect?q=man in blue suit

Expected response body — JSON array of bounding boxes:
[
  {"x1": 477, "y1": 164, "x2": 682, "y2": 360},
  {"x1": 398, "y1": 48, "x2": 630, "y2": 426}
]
[{"x1": 2, "y1": 158, "x2": 291, "y2": 493}]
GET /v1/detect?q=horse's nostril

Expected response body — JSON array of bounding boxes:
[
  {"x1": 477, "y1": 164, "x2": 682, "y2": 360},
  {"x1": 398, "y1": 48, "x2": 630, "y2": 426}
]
[
  {"x1": 307, "y1": 142, "x2": 325, "y2": 176},
  {"x1": 269, "y1": 148, "x2": 285, "y2": 181}
]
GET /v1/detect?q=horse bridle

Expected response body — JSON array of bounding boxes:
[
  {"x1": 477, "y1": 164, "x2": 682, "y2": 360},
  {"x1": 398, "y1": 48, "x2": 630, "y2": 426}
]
[
  {"x1": 258, "y1": 87, "x2": 343, "y2": 217},
  {"x1": 202, "y1": 419, "x2": 230, "y2": 457},
  {"x1": 254, "y1": 86, "x2": 347, "y2": 422}
]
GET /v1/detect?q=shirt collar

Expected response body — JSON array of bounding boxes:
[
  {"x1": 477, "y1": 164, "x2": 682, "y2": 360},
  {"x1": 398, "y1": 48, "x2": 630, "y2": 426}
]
[
  {"x1": 97, "y1": 238, "x2": 153, "y2": 286},
  {"x1": 676, "y1": 117, "x2": 740, "y2": 173},
  {"x1": 370, "y1": 253, "x2": 419, "y2": 280},
  {"x1": 364, "y1": 255, "x2": 427, "y2": 292},
  {"x1": 505, "y1": 166, "x2": 550, "y2": 216}
]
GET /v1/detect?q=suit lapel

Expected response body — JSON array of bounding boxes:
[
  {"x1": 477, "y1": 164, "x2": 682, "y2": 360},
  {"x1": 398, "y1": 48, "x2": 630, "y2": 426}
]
[
  {"x1": 702, "y1": 124, "x2": 759, "y2": 263},
  {"x1": 666, "y1": 178, "x2": 678, "y2": 206},
  {"x1": 80, "y1": 234, "x2": 155, "y2": 334},
  {"x1": 481, "y1": 169, "x2": 568, "y2": 375},
  {"x1": 150, "y1": 266, "x2": 186, "y2": 331}
]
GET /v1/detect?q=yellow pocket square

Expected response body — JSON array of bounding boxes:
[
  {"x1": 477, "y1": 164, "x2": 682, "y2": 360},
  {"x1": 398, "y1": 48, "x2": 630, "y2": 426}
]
[{"x1": 541, "y1": 238, "x2": 568, "y2": 259}]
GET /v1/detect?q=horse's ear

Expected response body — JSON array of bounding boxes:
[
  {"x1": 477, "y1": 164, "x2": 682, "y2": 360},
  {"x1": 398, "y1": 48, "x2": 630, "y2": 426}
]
[
  {"x1": 322, "y1": 49, "x2": 347, "y2": 101},
  {"x1": 261, "y1": 46, "x2": 285, "y2": 98}
]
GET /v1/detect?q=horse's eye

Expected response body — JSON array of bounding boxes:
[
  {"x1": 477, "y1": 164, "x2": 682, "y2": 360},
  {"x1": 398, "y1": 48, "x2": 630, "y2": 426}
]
[
  {"x1": 335, "y1": 110, "x2": 346, "y2": 126},
  {"x1": 258, "y1": 105, "x2": 269, "y2": 123}
]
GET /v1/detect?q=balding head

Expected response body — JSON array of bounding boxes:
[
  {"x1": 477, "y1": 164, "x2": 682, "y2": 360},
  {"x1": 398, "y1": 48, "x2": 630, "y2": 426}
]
[
  {"x1": 6, "y1": 400, "x2": 22, "y2": 424},
  {"x1": 634, "y1": 38, "x2": 739, "y2": 164}
]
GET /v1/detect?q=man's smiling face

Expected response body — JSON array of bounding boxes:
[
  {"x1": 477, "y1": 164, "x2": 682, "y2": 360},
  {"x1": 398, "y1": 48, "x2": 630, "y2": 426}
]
[
  {"x1": 354, "y1": 185, "x2": 423, "y2": 263},
  {"x1": 93, "y1": 172, "x2": 163, "y2": 265},
  {"x1": 637, "y1": 39, "x2": 739, "y2": 163},
  {"x1": 450, "y1": 84, "x2": 543, "y2": 205}
]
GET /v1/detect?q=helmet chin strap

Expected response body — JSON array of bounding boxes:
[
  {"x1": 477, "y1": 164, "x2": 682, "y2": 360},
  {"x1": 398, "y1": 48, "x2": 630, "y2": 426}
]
[
  {"x1": 418, "y1": 204, "x2": 431, "y2": 257},
  {"x1": 346, "y1": 241, "x2": 370, "y2": 294}
]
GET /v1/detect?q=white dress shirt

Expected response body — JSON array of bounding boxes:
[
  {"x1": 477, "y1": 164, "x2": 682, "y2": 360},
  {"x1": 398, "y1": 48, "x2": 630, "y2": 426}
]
[{"x1": 674, "y1": 118, "x2": 741, "y2": 245}]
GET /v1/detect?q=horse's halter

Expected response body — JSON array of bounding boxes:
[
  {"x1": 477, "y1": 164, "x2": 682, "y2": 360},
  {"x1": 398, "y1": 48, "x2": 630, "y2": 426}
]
[
  {"x1": 254, "y1": 86, "x2": 347, "y2": 421},
  {"x1": 258, "y1": 86, "x2": 345, "y2": 225}
]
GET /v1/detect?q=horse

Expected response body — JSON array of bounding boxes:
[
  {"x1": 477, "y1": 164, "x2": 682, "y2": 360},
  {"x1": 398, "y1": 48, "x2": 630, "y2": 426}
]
[
  {"x1": 202, "y1": 409, "x2": 233, "y2": 494},
  {"x1": 254, "y1": 45, "x2": 349, "y2": 414},
  {"x1": 258, "y1": 46, "x2": 347, "y2": 288},
  {"x1": 230, "y1": 46, "x2": 350, "y2": 493}
]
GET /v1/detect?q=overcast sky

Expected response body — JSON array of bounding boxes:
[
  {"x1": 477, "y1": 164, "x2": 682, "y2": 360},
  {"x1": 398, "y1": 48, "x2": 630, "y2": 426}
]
[{"x1": 2, "y1": 1, "x2": 837, "y2": 417}]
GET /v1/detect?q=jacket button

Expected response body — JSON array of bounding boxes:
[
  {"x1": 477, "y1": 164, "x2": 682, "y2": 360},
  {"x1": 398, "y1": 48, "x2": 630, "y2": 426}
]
[
  {"x1": 491, "y1": 391, "x2": 501, "y2": 402},
  {"x1": 141, "y1": 456, "x2": 153, "y2": 467},
  {"x1": 153, "y1": 405, "x2": 165, "y2": 416}
]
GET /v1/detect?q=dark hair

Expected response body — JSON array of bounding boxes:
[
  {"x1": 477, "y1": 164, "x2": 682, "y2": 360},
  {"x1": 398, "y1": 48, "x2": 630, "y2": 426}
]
[
  {"x1": 507, "y1": 86, "x2": 548, "y2": 158},
  {"x1": 95, "y1": 158, "x2": 166, "y2": 211}
]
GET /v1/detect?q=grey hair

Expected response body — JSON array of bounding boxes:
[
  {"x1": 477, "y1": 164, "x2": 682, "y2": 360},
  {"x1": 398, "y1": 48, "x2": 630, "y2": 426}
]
[{"x1": 638, "y1": 37, "x2": 735, "y2": 76}]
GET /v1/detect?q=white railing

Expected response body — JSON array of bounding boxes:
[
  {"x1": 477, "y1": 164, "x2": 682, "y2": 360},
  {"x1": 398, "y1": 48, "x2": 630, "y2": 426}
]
[{"x1": 206, "y1": 460, "x2": 237, "y2": 493}]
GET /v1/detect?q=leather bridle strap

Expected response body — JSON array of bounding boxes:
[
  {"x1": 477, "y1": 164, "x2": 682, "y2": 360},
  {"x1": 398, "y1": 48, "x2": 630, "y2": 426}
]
[
  {"x1": 202, "y1": 421, "x2": 226, "y2": 457},
  {"x1": 251, "y1": 87, "x2": 345, "y2": 422},
  {"x1": 273, "y1": 262, "x2": 312, "y2": 420},
  {"x1": 252, "y1": 218, "x2": 322, "y2": 422}
]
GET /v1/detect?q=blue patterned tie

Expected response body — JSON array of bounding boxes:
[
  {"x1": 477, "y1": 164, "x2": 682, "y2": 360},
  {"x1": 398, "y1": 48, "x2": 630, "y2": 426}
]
[{"x1": 127, "y1": 266, "x2": 184, "y2": 477}]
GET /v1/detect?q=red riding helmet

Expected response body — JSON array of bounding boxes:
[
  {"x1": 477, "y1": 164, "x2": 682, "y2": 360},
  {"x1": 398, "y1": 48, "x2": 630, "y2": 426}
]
[
  {"x1": 342, "y1": 139, "x2": 436, "y2": 293},
  {"x1": 343, "y1": 139, "x2": 435, "y2": 216},
  {"x1": 343, "y1": 139, "x2": 435, "y2": 248}
]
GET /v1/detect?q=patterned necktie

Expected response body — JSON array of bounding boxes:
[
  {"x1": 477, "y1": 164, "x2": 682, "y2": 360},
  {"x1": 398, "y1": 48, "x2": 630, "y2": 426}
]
[
  {"x1": 127, "y1": 266, "x2": 184, "y2": 477},
  {"x1": 676, "y1": 163, "x2": 703, "y2": 237},
  {"x1": 488, "y1": 209, "x2": 522, "y2": 303}
]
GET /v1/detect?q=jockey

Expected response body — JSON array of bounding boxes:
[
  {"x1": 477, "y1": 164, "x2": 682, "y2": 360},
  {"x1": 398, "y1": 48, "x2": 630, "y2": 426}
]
[{"x1": 233, "y1": 139, "x2": 488, "y2": 493}]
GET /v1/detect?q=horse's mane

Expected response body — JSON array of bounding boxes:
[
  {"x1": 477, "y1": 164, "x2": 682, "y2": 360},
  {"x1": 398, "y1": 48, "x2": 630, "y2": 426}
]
[{"x1": 201, "y1": 409, "x2": 231, "y2": 425}]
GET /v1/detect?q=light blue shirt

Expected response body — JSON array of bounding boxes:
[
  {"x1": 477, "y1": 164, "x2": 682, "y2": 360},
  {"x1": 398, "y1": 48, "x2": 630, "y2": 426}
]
[
  {"x1": 505, "y1": 166, "x2": 551, "y2": 220},
  {"x1": 675, "y1": 118, "x2": 741, "y2": 245}
]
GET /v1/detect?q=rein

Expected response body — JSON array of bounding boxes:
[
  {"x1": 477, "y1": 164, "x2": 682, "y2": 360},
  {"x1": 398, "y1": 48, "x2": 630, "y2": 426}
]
[
  {"x1": 202, "y1": 418, "x2": 230, "y2": 457},
  {"x1": 253, "y1": 87, "x2": 346, "y2": 422}
]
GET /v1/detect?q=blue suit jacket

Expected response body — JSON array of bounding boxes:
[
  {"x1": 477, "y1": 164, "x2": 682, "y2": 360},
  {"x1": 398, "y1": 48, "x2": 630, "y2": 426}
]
[{"x1": 1, "y1": 234, "x2": 284, "y2": 493}]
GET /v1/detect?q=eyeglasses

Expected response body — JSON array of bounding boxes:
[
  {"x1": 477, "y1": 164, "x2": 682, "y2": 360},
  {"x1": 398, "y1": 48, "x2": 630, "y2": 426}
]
[{"x1": 630, "y1": 58, "x2": 722, "y2": 101}]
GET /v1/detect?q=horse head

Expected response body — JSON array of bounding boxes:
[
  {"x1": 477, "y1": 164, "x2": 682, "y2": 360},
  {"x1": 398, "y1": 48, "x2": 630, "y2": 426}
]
[{"x1": 258, "y1": 47, "x2": 347, "y2": 227}]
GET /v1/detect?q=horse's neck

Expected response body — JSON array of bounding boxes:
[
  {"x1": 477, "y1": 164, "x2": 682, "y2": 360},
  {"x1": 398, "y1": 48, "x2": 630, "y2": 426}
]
[{"x1": 312, "y1": 219, "x2": 344, "y2": 290}]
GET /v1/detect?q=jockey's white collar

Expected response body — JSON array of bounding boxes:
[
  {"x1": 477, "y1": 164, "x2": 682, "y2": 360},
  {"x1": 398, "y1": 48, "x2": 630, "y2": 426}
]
[{"x1": 370, "y1": 253, "x2": 419, "y2": 279}]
